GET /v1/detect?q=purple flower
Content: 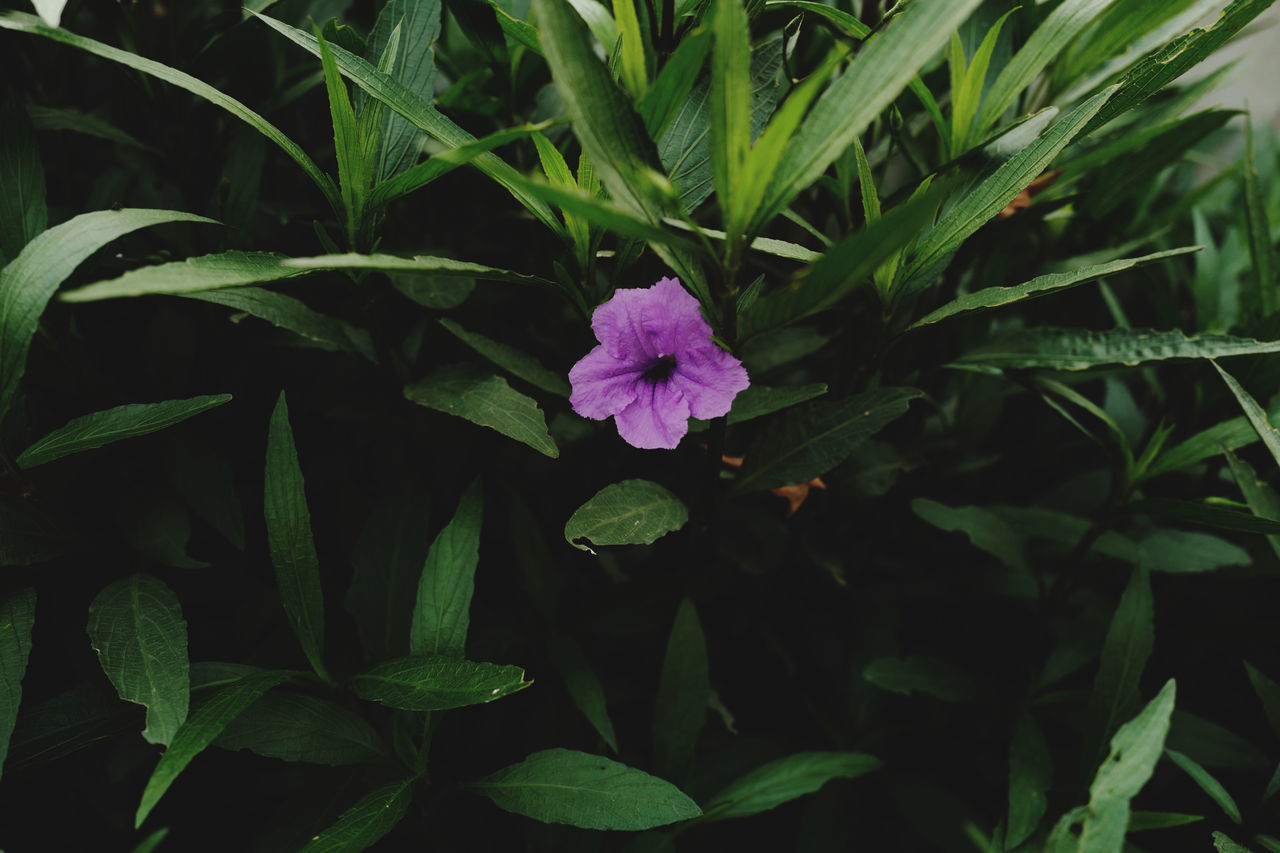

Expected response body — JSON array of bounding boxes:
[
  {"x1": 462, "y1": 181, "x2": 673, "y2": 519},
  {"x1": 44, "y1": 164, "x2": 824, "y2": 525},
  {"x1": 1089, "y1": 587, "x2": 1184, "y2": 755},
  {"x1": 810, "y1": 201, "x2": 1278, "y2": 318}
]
[{"x1": 569, "y1": 277, "x2": 750, "y2": 449}]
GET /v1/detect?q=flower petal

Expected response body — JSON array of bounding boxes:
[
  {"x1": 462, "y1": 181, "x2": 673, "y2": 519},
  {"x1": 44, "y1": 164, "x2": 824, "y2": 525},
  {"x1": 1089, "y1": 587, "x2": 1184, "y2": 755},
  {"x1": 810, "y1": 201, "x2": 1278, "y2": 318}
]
[
  {"x1": 591, "y1": 277, "x2": 711, "y2": 362},
  {"x1": 614, "y1": 380, "x2": 691, "y2": 450},
  {"x1": 669, "y1": 344, "x2": 750, "y2": 419},
  {"x1": 568, "y1": 345, "x2": 644, "y2": 420}
]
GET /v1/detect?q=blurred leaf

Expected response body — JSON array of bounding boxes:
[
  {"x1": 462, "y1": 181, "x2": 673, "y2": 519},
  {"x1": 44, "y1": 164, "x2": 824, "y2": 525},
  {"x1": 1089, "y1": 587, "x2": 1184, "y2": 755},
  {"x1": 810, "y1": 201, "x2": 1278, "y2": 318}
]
[
  {"x1": 4, "y1": 683, "x2": 135, "y2": 772},
  {"x1": 0, "y1": 588, "x2": 35, "y2": 782},
  {"x1": 1164, "y1": 748, "x2": 1241, "y2": 823},
  {"x1": 350, "y1": 656, "x2": 530, "y2": 710},
  {"x1": 1214, "y1": 831, "x2": 1256, "y2": 853},
  {"x1": 1167, "y1": 709, "x2": 1268, "y2": 771},
  {"x1": 410, "y1": 479, "x2": 482, "y2": 658},
  {"x1": 549, "y1": 634, "x2": 619, "y2": 754},
  {"x1": 468, "y1": 748, "x2": 701, "y2": 829},
  {"x1": 1135, "y1": 528, "x2": 1250, "y2": 574},
  {"x1": 1126, "y1": 811, "x2": 1203, "y2": 831},
  {"x1": 28, "y1": 0, "x2": 64, "y2": 27},
  {"x1": 564, "y1": 479, "x2": 687, "y2": 553},
  {"x1": 183, "y1": 287, "x2": 376, "y2": 361},
  {"x1": 128, "y1": 501, "x2": 209, "y2": 571},
  {"x1": 1245, "y1": 662, "x2": 1280, "y2": 743},
  {"x1": 0, "y1": 208, "x2": 215, "y2": 421},
  {"x1": 909, "y1": 247, "x2": 1199, "y2": 329},
  {"x1": 1007, "y1": 713, "x2": 1052, "y2": 849},
  {"x1": 264, "y1": 392, "x2": 330, "y2": 683},
  {"x1": 214, "y1": 690, "x2": 390, "y2": 765},
  {"x1": 863, "y1": 657, "x2": 977, "y2": 702},
  {"x1": 755, "y1": 0, "x2": 983, "y2": 232},
  {"x1": 391, "y1": 273, "x2": 475, "y2": 309},
  {"x1": 0, "y1": 101, "x2": 46, "y2": 262},
  {"x1": 652, "y1": 598, "x2": 708, "y2": 781},
  {"x1": 404, "y1": 364, "x2": 559, "y2": 458},
  {"x1": 911, "y1": 499, "x2": 1027, "y2": 571},
  {"x1": 703, "y1": 752, "x2": 882, "y2": 822},
  {"x1": 902, "y1": 88, "x2": 1114, "y2": 294},
  {"x1": 16, "y1": 395, "x2": 231, "y2": 469},
  {"x1": 735, "y1": 387, "x2": 921, "y2": 493},
  {"x1": 957, "y1": 329, "x2": 1280, "y2": 372},
  {"x1": 0, "y1": 12, "x2": 342, "y2": 213},
  {"x1": 366, "y1": 0, "x2": 442, "y2": 182},
  {"x1": 1224, "y1": 449, "x2": 1280, "y2": 560},
  {"x1": 28, "y1": 104, "x2": 159, "y2": 153},
  {"x1": 163, "y1": 438, "x2": 245, "y2": 550},
  {"x1": 1080, "y1": 679, "x2": 1177, "y2": 852},
  {"x1": 346, "y1": 500, "x2": 430, "y2": 662},
  {"x1": 440, "y1": 319, "x2": 569, "y2": 397},
  {"x1": 0, "y1": 501, "x2": 63, "y2": 566},
  {"x1": 1080, "y1": 0, "x2": 1277, "y2": 136},
  {"x1": 1083, "y1": 566, "x2": 1153, "y2": 774},
  {"x1": 1147, "y1": 402, "x2": 1280, "y2": 479},
  {"x1": 1244, "y1": 115, "x2": 1276, "y2": 316},
  {"x1": 1127, "y1": 497, "x2": 1280, "y2": 535},
  {"x1": 130, "y1": 828, "x2": 169, "y2": 853},
  {"x1": 135, "y1": 670, "x2": 292, "y2": 828},
  {"x1": 299, "y1": 778, "x2": 413, "y2": 852},
  {"x1": 87, "y1": 574, "x2": 189, "y2": 746},
  {"x1": 248, "y1": 10, "x2": 561, "y2": 233}
]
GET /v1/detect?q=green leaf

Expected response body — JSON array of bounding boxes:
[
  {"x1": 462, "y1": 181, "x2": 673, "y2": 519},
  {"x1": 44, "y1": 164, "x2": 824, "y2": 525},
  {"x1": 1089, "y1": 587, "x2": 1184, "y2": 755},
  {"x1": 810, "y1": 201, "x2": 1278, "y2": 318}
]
[
  {"x1": 740, "y1": 186, "x2": 945, "y2": 338},
  {"x1": 1126, "y1": 811, "x2": 1204, "y2": 831},
  {"x1": 1082, "y1": 566, "x2": 1154, "y2": 778},
  {"x1": 404, "y1": 364, "x2": 559, "y2": 457},
  {"x1": 762, "y1": 1, "x2": 869, "y2": 38},
  {"x1": 652, "y1": 598, "x2": 708, "y2": 781},
  {"x1": 950, "y1": 9, "x2": 1013, "y2": 152},
  {"x1": 709, "y1": 0, "x2": 751, "y2": 246},
  {"x1": 956, "y1": 329, "x2": 1280, "y2": 372},
  {"x1": 16, "y1": 395, "x2": 231, "y2": 469},
  {"x1": 1080, "y1": 679, "x2": 1177, "y2": 853},
  {"x1": 345, "y1": 500, "x2": 429, "y2": 662},
  {"x1": 735, "y1": 387, "x2": 921, "y2": 493},
  {"x1": 213, "y1": 690, "x2": 389, "y2": 766},
  {"x1": 1223, "y1": 448, "x2": 1280, "y2": 560},
  {"x1": 1080, "y1": 0, "x2": 1277, "y2": 136},
  {"x1": 59, "y1": 251, "x2": 308, "y2": 302},
  {"x1": 135, "y1": 670, "x2": 292, "y2": 828},
  {"x1": 703, "y1": 752, "x2": 882, "y2": 822},
  {"x1": 350, "y1": 656, "x2": 531, "y2": 710},
  {"x1": 1213, "y1": 361, "x2": 1280, "y2": 470},
  {"x1": 410, "y1": 479, "x2": 482, "y2": 658},
  {"x1": 468, "y1": 748, "x2": 701, "y2": 830},
  {"x1": 1146, "y1": 402, "x2": 1280, "y2": 480},
  {"x1": 902, "y1": 87, "x2": 1115, "y2": 294},
  {"x1": 976, "y1": 0, "x2": 1112, "y2": 135},
  {"x1": 0, "y1": 588, "x2": 35, "y2": 782},
  {"x1": 366, "y1": 0, "x2": 442, "y2": 182},
  {"x1": 1244, "y1": 662, "x2": 1280, "y2": 743},
  {"x1": 0, "y1": 208, "x2": 215, "y2": 421},
  {"x1": 548, "y1": 634, "x2": 619, "y2": 754},
  {"x1": 130, "y1": 828, "x2": 169, "y2": 853},
  {"x1": 87, "y1": 574, "x2": 189, "y2": 746},
  {"x1": 908, "y1": 247, "x2": 1200, "y2": 329},
  {"x1": 27, "y1": 103, "x2": 161, "y2": 154},
  {"x1": 182, "y1": 287, "x2": 376, "y2": 362},
  {"x1": 299, "y1": 779, "x2": 414, "y2": 853},
  {"x1": 912, "y1": 499, "x2": 1028, "y2": 571},
  {"x1": 1135, "y1": 528, "x2": 1250, "y2": 574},
  {"x1": 317, "y1": 26, "x2": 372, "y2": 247},
  {"x1": 248, "y1": 10, "x2": 560, "y2": 233},
  {"x1": 264, "y1": 392, "x2": 330, "y2": 683},
  {"x1": 440, "y1": 318, "x2": 570, "y2": 396},
  {"x1": 391, "y1": 273, "x2": 475, "y2": 309},
  {"x1": 282, "y1": 252, "x2": 554, "y2": 287},
  {"x1": 1164, "y1": 748, "x2": 1242, "y2": 824},
  {"x1": 637, "y1": 28, "x2": 710, "y2": 140},
  {"x1": 863, "y1": 657, "x2": 977, "y2": 702},
  {"x1": 0, "y1": 101, "x2": 46, "y2": 262},
  {"x1": 724, "y1": 383, "x2": 827, "y2": 424},
  {"x1": 507, "y1": 176, "x2": 694, "y2": 250},
  {"x1": 1007, "y1": 713, "x2": 1052, "y2": 849},
  {"x1": 1244, "y1": 118, "x2": 1276, "y2": 316},
  {"x1": 563, "y1": 479, "x2": 688, "y2": 554},
  {"x1": 613, "y1": 0, "x2": 650, "y2": 99},
  {"x1": 1213, "y1": 832, "x2": 1257, "y2": 853},
  {"x1": 753, "y1": 0, "x2": 984, "y2": 233},
  {"x1": 0, "y1": 12, "x2": 341, "y2": 214}
]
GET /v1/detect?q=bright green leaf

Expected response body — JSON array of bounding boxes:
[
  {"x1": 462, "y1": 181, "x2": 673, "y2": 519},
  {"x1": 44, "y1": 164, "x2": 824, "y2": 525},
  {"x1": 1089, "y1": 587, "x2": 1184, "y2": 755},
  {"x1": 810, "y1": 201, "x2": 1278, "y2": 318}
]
[
  {"x1": 410, "y1": 478, "x2": 482, "y2": 658},
  {"x1": 1164, "y1": 748, "x2": 1242, "y2": 823},
  {"x1": 299, "y1": 779, "x2": 414, "y2": 853},
  {"x1": 404, "y1": 364, "x2": 559, "y2": 457},
  {"x1": 703, "y1": 752, "x2": 882, "y2": 822},
  {"x1": 350, "y1": 656, "x2": 531, "y2": 711},
  {"x1": 564, "y1": 479, "x2": 688, "y2": 553}
]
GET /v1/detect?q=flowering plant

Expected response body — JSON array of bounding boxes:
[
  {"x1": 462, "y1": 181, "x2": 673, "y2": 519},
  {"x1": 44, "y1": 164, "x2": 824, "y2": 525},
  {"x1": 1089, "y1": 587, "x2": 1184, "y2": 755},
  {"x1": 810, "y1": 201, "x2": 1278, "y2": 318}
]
[{"x1": 569, "y1": 277, "x2": 749, "y2": 449}]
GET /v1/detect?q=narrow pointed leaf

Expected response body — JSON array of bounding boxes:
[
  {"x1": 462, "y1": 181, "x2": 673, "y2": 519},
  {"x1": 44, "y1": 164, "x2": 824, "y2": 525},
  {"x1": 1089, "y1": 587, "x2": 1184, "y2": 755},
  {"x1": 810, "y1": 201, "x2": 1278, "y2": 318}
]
[
  {"x1": 182, "y1": 287, "x2": 376, "y2": 362},
  {"x1": 283, "y1": 252, "x2": 555, "y2": 287},
  {"x1": 299, "y1": 779, "x2": 414, "y2": 853},
  {"x1": 564, "y1": 479, "x2": 688, "y2": 553},
  {"x1": 1007, "y1": 713, "x2": 1052, "y2": 848},
  {"x1": 958, "y1": 329, "x2": 1280, "y2": 372},
  {"x1": 0, "y1": 587, "x2": 36, "y2": 781},
  {"x1": 440, "y1": 318, "x2": 570, "y2": 396},
  {"x1": 1213, "y1": 361, "x2": 1280, "y2": 469},
  {"x1": 17, "y1": 395, "x2": 231, "y2": 469},
  {"x1": 366, "y1": 0, "x2": 442, "y2": 182},
  {"x1": 652, "y1": 598, "x2": 708, "y2": 781},
  {"x1": 1164, "y1": 748, "x2": 1242, "y2": 823},
  {"x1": 410, "y1": 479, "x2": 482, "y2": 658},
  {"x1": 468, "y1": 748, "x2": 701, "y2": 830},
  {"x1": 350, "y1": 656, "x2": 531, "y2": 710},
  {"x1": 1223, "y1": 449, "x2": 1280, "y2": 560},
  {"x1": 135, "y1": 670, "x2": 292, "y2": 827},
  {"x1": 703, "y1": 752, "x2": 882, "y2": 821},
  {"x1": 59, "y1": 252, "x2": 308, "y2": 302},
  {"x1": 0, "y1": 100, "x2": 46, "y2": 261},
  {"x1": 404, "y1": 364, "x2": 559, "y2": 457},
  {"x1": 549, "y1": 634, "x2": 619, "y2": 753},
  {"x1": 1244, "y1": 115, "x2": 1276, "y2": 316},
  {"x1": 709, "y1": 0, "x2": 751, "y2": 238},
  {"x1": 1083, "y1": 566, "x2": 1154, "y2": 776},
  {"x1": 264, "y1": 392, "x2": 329, "y2": 682},
  {"x1": 87, "y1": 574, "x2": 189, "y2": 746}
]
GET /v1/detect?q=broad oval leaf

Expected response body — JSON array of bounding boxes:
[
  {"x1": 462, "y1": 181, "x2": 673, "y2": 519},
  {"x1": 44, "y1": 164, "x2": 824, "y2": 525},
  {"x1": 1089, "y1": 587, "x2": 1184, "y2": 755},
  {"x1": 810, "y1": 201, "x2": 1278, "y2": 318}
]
[
  {"x1": 703, "y1": 751, "x2": 883, "y2": 822},
  {"x1": 735, "y1": 387, "x2": 921, "y2": 493},
  {"x1": 0, "y1": 587, "x2": 36, "y2": 782},
  {"x1": 955, "y1": 329, "x2": 1280, "y2": 372},
  {"x1": 300, "y1": 779, "x2": 414, "y2": 853},
  {"x1": 410, "y1": 478, "x2": 483, "y2": 658},
  {"x1": 404, "y1": 364, "x2": 559, "y2": 458},
  {"x1": 264, "y1": 392, "x2": 329, "y2": 683},
  {"x1": 468, "y1": 748, "x2": 701, "y2": 830},
  {"x1": 213, "y1": 690, "x2": 390, "y2": 766},
  {"x1": 135, "y1": 669, "x2": 292, "y2": 828},
  {"x1": 350, "y1": 656, "x2": 531, "y2": 711},
  {"x1": 0, "y1": 207, "x2": 216, "y2": 421},
  {"x1": 564, "y1": 479, "x2": 688, "y2": 553},
  {"x1": 17, "y1": 394, "x2": 232, "y2": 469},
  {"x1": 87, "y1": 574, "x2": 189, "y2": 746}
]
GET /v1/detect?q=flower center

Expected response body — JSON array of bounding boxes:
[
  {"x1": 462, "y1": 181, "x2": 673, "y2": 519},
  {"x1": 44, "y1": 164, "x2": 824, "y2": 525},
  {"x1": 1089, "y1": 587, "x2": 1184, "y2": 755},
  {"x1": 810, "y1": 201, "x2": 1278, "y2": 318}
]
[{"x1": 643, "y1": 354, "x2": 677, "y2": 383}]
